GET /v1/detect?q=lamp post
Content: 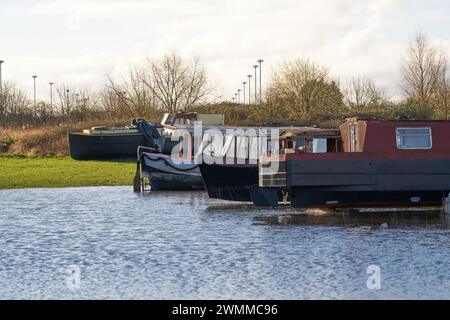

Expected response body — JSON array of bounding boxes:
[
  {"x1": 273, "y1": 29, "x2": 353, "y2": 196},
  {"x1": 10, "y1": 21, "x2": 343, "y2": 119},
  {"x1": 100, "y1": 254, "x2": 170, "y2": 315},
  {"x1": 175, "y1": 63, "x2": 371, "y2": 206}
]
[
  {"x1": 247, "y1": 75, "x2": 252, "y2": 104},
  {"x1": 76, "y1": 92, "x2": 80, "y2": 109},
  {"x1": 66, "y1": 89, "x2": 70, "y2": 109},
  {"x1": 253, "y1": 65, "x2": 258, "y2": 103},
  {"x1": 49, "y1": 82, "x2": 54, "y2": 109},
  {"x1": 237, "y1": 89, "x2": 241, "y2": 104},
  {"x1": 242, "y1": 82, "x2": 247, "y2": 104},
  {"x1": 0, "y1": 60, "x2": 4, "y2": 92},
  {"x1": 32, "y1": 75, "x2": 38, "y2": 108},
  {"x1": 258, "y1": 59, "x2": 264, "y2": 104},
  {"x1": 235, "y1": 93, "x2": 238, "y2": 104},
  {"x1": 232, "y1": 97, "x2": 236, "y2": 104}
]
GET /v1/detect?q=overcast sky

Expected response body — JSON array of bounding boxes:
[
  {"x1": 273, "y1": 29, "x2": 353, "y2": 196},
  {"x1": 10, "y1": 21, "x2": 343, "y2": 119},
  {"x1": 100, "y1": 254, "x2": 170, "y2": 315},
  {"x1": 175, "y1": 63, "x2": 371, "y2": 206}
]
[{"x1": 1, "y1": 0, "x2": 450, "y2": 101}]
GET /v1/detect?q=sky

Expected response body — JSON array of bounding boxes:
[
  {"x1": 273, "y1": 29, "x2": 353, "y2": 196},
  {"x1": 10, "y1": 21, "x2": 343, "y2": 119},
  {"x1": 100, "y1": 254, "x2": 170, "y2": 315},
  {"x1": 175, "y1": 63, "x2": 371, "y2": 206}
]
[{"x1": 1, "y1": 0, "x2": 450, "y2": 101}]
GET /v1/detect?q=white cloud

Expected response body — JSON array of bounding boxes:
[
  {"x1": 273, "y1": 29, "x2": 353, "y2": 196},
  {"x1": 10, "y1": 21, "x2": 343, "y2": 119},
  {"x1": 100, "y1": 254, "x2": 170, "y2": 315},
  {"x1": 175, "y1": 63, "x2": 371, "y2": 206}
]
[
  {"x1": 1, "y1": 0, "x2": 449, "y2": 101},
  {"x1": 9, "y1": 0, "x2": 208, "y2": 18}
]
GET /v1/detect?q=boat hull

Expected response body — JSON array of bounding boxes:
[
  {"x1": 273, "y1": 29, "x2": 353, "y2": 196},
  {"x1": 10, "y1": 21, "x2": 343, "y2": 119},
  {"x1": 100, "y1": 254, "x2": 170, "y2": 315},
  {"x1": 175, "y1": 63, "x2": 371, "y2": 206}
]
[
  {"x1": 142, "y1": 153, "x2": 204, "y2": 191},
  {"x1": 68, "y1": 133, "x2": 151, "y2": 160},
  {"x1": 260, "y1": 157, "x2": 450, "y2": 208},
  {"x1": 199, "y1": 162, "x2": 285, "y2": 205},
  {"x1": 289, "y1": 190, "x2": 448, "y2": 208}
]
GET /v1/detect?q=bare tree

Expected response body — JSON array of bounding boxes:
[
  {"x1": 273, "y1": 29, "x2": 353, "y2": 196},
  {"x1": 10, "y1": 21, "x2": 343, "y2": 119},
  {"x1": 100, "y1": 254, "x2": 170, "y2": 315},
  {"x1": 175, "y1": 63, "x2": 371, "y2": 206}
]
[
  {"x1": 55, "y1": 84, "x2": 74, "y2": 120},
  {"x1": 0, "y1": 82, "x2": 32, "y2": 126},
  {"x1": 400, "y1": 32, "x2": 444, "y2": 105},
  {"x1": 345, "y1": 76, "x2": 386, "y2": 109},
  {"x1": 106, "y1": 68, "x2": 158, "y2": 118},
  {"x1": 432, "y1": 56, "x2": 450, "y2": 119},
  {"x1": 141, "y1": 52, "x2": 216, "y2": 113}
]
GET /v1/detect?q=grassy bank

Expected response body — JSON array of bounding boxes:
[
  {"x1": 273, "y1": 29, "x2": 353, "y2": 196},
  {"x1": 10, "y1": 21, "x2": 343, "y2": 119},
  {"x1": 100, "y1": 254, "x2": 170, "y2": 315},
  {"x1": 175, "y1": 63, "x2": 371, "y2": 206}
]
[{"x1": 0, "y1": 156, "x2": 137, "y2": 190}]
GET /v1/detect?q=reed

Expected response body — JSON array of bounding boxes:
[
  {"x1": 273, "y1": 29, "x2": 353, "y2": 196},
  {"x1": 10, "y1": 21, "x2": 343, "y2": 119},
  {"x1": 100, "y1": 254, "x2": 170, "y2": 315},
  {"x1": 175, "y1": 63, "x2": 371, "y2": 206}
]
[{"x1": 0, "y1": 119, "x2": 131, "y2": 157}]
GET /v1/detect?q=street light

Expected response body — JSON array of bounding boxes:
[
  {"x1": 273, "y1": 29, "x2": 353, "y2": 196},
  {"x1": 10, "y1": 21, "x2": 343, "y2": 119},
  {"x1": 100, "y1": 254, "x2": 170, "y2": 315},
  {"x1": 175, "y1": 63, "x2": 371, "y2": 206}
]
[
  {"x1": 0, "y1": 60, "x2": 4, "y2": 91},
  {"x1": 49, "y1": 82, "x2": 54, "y2": 109},
  {"x1": 253, "y1": 65, "x2": 258, "y2": 103},
  {"x1": 235, "y1": 93, "x2": 238, "y2": 104},
  {"x1": 242, "y1": 82, "x2": 247, "y2": 104},
  {"x1": 76, "y1": 92, "x2": 80, "y2": 109},
  {"x1": 32, "y1": 75, "x2": 38, "y2": 108},
  {"x1": 247, "y1": 75, "x2": 252, "y2": 104},
  {"x1": 237, "y1": 89, "x2": 242, "y2": 104},
  {"x1": 66, "y1": 89, "x2": 70, "y2": 109},
  {"x1": 258, "y1": 59, "x2": 264, "y2": 104}
]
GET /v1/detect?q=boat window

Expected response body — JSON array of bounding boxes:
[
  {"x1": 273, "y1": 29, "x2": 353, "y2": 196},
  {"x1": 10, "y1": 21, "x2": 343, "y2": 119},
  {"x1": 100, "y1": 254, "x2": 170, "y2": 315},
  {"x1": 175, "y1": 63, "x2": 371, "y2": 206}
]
[
  {"x1": 313, "y1": 139, "x2": 327, "y2": 153},
  {"x1": 396, "y1": 128, "x2": 432, "y2": 150},
  {"x1": 295, "y1": 140, "x2": 305, "y2": 149}
]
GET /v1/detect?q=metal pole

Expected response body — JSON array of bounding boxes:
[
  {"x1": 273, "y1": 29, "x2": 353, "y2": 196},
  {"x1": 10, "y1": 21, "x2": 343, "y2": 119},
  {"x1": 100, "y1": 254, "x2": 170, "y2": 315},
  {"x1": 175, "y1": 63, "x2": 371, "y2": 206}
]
[
  {"x1": 258, "y1": 59, "x2": 264, "y2": 104},
  {"x1": 66, "y1": 89, "x2": 70, "y2": 111},
  {"x1": 0, "y1": 60, "x2": 4, "y2": 92},
  {"x1": 32, "y1": 75, "x2": 38, "y2": 108},
  {"x1": 253, "y1": 65, "x2": 258, "y2": 104},
  {"x1": 248, "y1": 75, "x2": 252, "y2": 104},
  {"x1": 49, "y1": 82, "x2": 54, "y2": 109},
  {"x1": 242, "y1": 82, "x2": 246, "y2": 104},
  {"x1": 237, "y1": 89, "x2": 241, "y2": 104},
  {"x1": 76, "y1": 93, "x2": 80, "y2": 109}
]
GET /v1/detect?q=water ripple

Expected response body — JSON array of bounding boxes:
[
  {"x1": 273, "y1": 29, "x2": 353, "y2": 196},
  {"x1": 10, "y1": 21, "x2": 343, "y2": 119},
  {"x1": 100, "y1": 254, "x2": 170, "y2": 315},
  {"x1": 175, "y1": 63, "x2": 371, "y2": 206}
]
[{"x1": 1, "y1": 187, "x2": 450, "y2": 299}]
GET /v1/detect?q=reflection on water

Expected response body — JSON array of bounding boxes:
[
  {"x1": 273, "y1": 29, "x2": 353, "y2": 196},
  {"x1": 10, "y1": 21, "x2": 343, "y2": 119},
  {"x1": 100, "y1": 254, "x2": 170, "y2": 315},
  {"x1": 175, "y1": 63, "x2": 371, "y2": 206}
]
[
  {"x1": 1, "y1": 187, "x2": 450, "y2": 300},
  {"x1": 255, "y1": 209, "x2": 450, "y2": 230}
]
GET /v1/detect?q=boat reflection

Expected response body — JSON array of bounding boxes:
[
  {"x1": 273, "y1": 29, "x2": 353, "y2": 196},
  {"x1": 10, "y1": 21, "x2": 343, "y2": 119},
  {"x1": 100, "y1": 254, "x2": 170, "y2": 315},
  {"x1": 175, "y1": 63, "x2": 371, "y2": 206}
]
[{"x1": 254, "y1": 208, "x2": 450, "y2": 229}]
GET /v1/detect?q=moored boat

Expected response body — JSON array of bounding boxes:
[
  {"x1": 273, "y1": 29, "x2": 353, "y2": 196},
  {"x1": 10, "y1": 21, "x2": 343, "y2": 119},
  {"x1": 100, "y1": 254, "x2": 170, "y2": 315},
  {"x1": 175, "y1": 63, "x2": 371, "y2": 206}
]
[
  {"x1": 199, "y1": 127, "x2": 337, "y2": 205},
  {"x1": 68, "y1": 126, "x2": 155, "y2": 160},
  {"x1": 259, "y1": 118, "x2": 450, "y2": 208}
]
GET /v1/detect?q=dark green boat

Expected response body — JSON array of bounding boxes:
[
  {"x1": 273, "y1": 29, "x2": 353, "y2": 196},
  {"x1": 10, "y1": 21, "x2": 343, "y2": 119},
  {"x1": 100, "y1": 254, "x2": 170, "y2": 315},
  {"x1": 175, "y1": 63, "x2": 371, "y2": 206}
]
[{"x1": 68, "y1": 127, "x2": 154, "y2": 160}]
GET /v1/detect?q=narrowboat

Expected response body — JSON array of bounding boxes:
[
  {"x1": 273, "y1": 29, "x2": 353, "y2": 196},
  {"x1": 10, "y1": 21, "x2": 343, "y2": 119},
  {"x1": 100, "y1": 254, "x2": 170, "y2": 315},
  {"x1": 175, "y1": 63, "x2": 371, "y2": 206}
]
[
  {"x1": 68, "y1": 125, "x2": 156, "y2": 160},
  {"x1": 258, "y1": 118, "x2": 450, "y2": 208},
  {"x1": 199, "y1": 128, "x2": 341, "y2": 205}
]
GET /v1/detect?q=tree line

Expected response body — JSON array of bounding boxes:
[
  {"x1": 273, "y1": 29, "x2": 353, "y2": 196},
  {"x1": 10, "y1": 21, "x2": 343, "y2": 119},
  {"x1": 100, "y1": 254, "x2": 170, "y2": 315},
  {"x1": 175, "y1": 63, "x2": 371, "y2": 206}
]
[{"x1": 1, "y1": 32, "x2": 449, "y2": 128}]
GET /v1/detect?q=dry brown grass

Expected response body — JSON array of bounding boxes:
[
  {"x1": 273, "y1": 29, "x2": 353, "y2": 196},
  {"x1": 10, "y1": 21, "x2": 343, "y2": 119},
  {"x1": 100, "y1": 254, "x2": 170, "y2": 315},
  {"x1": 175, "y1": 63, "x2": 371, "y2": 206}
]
[{"x1": 0, "y1": 119, "x2": 132, "y2": 157}]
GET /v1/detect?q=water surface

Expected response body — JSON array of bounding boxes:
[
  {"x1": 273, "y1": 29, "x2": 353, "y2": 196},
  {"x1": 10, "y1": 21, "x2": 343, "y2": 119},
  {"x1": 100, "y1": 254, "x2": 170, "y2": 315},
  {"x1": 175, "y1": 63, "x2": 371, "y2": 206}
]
[{"x1": 1, "y1": 187, "x2": 450, "y2": 299}]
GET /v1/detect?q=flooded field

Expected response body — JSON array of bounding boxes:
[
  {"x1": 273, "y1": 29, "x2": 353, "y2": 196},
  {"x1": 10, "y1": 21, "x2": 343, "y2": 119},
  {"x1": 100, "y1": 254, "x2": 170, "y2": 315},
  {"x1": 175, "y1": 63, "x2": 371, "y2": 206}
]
[{"x1": 1, "y1": 187, "x2": 450, "y2": 299}]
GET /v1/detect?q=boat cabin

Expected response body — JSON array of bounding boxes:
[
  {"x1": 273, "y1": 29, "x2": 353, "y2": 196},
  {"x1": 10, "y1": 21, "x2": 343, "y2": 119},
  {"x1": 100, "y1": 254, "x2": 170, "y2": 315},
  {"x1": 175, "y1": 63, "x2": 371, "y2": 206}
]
[
  {"x1": 280, "y1": 129, "x2": 342, "y2": 154},
  {"x1": 340, "y1": 118, "x2": 450, "y2": 154},
  {"x1": 161, "y1": 112, "x2": 225, "y2": 128},
  {"x1": 277, "y1": 118, "x2": 450, "y2": 156}
]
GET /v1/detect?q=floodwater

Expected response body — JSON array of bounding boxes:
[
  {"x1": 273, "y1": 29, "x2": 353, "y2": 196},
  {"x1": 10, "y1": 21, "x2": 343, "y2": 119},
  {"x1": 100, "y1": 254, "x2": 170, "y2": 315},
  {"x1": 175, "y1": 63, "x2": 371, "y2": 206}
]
[{"x1": 1, "y1": 186, "x2": 450, "y2": 300}]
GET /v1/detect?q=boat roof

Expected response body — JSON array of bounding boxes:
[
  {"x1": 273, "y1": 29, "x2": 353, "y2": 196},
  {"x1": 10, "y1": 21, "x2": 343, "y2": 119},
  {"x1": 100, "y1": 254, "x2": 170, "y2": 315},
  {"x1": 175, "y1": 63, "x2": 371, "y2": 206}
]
[
  {"x1": 346, "y1": 117, "x2": 450, "y2": 123},
  {"x1": 280, "y1": 129, "x2": 341, "y2": 139}
]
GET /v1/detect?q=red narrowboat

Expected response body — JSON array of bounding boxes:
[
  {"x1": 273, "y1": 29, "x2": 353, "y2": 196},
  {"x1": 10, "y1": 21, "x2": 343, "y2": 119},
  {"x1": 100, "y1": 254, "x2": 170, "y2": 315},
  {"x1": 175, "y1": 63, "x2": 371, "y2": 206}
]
[{"x1": 259, "y1": 118, "x2": 450, "y2": 208}]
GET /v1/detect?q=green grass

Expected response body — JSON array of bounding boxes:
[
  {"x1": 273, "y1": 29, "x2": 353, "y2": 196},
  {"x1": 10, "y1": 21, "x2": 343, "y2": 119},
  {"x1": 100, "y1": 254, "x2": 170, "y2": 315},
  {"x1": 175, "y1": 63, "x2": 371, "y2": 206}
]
[{"x1": 0, "y1": 156, "x2": 137, "y2": 190}]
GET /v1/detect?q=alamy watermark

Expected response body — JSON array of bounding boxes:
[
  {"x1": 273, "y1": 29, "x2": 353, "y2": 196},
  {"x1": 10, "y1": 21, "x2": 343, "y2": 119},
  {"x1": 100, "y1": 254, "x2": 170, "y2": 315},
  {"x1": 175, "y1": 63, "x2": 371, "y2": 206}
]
[
  {"x1": 167, "y1": 123, "x2": 282, "y2": 171},
  {"x1": 367, "y1": 265, "x2": 381, "y2": 290},
  {"x1": 65, "y1": 265, "x2": 81, "y2": 290}
]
